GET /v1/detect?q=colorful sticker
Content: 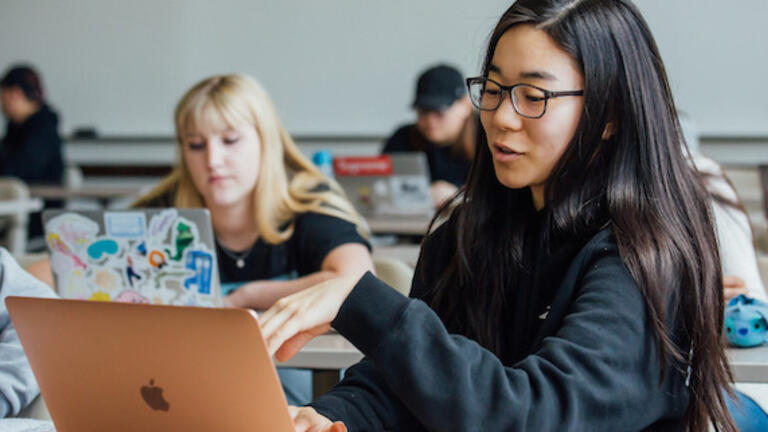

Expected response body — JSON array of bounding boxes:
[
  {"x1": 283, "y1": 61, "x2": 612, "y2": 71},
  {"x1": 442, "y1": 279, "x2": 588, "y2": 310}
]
[
  {"x1": 46, "y1": 213, "x2": 99, "y2": 250},
  {"x1": 114, "y1": 290, "x2": 150, "y2": 304},
  {"x1": 48, "y1": 233, "x2": 88, "y2": 270},
  {"x1": 147, "y1": 250, "x2": 168, "y2": 269},
  {"x1": 183, "y1": 250, "x2": 213, "y2": 295},
  {"x1": 89, "y1": 291, "x2": 112, "y2": 302},
  {"x1": 90, "y1": 268, "x2": 121, "y2": 292},
  {"x1": 153, "y1": 270, "x2": 194, "y2": 289},
  {"x1": 147, "y1": 209, "x2": 178, "y2": 244},
  {"x1": 61, "y1": 269, "x2": 88, "y2": 300},
  {"x1": 165, "y1": 218, "x2": 197, "y2": 261},
  {"x1": 87, "y1": 238, "x2": 120, "y2": 260},
  {"x1": 104, "y1": 212, "x2": 146, "y2": 239},
  {"x1": 50, "y1": 250, "x2": 76, "y2": 275}
]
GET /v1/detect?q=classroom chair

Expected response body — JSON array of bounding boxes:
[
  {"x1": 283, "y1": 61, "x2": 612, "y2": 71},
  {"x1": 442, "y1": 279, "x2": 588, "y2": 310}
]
[
  {"x1": 0, "y1": 177, "x2": 33, "y2": 254},
  {"x1": 373, "y1": 257, "x2": 414, "y2": 296}
]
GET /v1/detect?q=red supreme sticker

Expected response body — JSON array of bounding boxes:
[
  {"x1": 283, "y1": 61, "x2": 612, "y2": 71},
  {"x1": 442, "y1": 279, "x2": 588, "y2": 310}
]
[{"x1": 333, "y1": 156, "x2": 393, "y2": 177}]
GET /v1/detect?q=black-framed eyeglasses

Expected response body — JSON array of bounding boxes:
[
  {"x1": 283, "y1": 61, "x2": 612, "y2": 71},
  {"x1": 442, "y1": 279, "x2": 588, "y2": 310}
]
[{"x1": 466, "y1": 76, "x2": 583, "y2": 119}]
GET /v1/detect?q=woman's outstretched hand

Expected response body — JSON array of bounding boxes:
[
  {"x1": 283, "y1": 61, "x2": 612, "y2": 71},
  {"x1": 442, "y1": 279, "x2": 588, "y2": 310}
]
[{"x1": 259, "y1": 273, "x2": 363, "y2": 362}]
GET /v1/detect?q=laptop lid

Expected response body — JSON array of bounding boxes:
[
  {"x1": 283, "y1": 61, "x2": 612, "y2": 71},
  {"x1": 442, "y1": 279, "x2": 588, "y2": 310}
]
[
  {"x1": 335, "y1": 153, "x2": 432, "y2": 217},
  {"x1": 41, "y1": 208, "x2": 221, "y2": 307},
  {"x1": 6, "y1": 296, "x2": 294, "y2": 432}
]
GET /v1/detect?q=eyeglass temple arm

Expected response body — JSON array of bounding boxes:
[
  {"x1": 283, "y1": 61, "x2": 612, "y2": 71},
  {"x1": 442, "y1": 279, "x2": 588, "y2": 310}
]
[{"x1": 547, "y1": 90, "x2": 584, "y2": 97}]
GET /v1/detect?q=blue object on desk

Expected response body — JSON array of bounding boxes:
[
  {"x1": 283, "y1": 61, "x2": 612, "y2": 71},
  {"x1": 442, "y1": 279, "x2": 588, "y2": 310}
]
[
  {"x1": 312, "y1": 150, "x2": 334, "y2": 179},
  {"x1": 724, "y1": 294, "x2": 768, "y2": 347}
]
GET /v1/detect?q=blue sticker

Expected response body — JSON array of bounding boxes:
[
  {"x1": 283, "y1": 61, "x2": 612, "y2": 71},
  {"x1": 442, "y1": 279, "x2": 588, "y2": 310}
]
[
  {"x1": 183, "y1": 250, "x2": 213, "y2": 295},
  {"x1": 87, "y1": 238, "x2": 120, "y2": 260},
  {"x1": 104, "y1": 212, "x2": 146, "y2": 239}
]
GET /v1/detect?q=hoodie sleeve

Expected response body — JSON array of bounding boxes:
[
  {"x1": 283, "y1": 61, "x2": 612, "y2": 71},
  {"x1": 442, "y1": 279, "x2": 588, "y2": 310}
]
[{"x1": 0, "y1": 248, "x2": 57, "y2": 417}]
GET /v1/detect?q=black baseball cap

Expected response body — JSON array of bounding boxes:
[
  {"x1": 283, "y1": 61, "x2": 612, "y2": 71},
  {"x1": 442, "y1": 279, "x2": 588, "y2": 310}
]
[{"x1": 412, "y1": 64, "x2": 465, "y2": 111}]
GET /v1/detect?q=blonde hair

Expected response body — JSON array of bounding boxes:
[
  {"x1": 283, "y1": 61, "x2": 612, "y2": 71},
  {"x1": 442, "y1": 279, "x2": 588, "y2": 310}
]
[{"x1": 135, "y1": 74, "x2": 368, "y2": 244}]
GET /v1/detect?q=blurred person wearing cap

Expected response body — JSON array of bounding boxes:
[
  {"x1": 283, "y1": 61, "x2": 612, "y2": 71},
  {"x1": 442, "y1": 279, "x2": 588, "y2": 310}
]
[
  {"x1": 0, "y1": 64, "x2": 64, "y2": 186},
  {"x1": 382, "y1": 64, "x2": 476, "y2": 208}
]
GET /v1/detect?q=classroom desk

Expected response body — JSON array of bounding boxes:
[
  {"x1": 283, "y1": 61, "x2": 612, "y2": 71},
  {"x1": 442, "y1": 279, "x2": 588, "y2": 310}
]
[
  {"x1": 0, "y1": 197, "x2": 44, "y2": 254},
  {"x1": 728, "y1": 345, "x2": 768, "y2": 383},
  {"x1": 279, "y1": 334, "x2": 363, "y2": 399},
  {"x1": 0, "y1": 197, "x2": 43, "y2": 215},
  {"x1": 28, "y1": 184, "x2": 145, "y2": 201},
  {"x1": 366, "y1": 214, "x2": 432, "y2": 236},
  {"x1": 283, "y1": 334, "x2": 768, "y2": 399}
]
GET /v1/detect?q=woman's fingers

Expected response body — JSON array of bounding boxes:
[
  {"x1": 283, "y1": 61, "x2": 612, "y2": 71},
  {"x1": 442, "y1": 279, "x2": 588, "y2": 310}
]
[
  {"x1": 723, "y1": 275, "x2": 746, "y2": 289},
  {"x1": 260, "y1": 295, "x2": 305, "y2": 339},
  {"x1": 261, "y1": 286, "x2": 329, "y2": 347},
  {"x1": 324, "y1": 422, "x2": 348, "y2": 432},
  {"x1": 288, "y1": 406, "x2": 338, "y2": 432},
  {"x1": 723, "y1": 275, "x2": 748, "y2": 302},
  {"x1": 267, "y1": 316, "x2": 308, "y2": 356},
  {"x1": 275, "y1": 324, "x2": 331, "y2": 362},
  {"x1": 259, "y1": 274, "x2": 362, "y2": 359},
  {"x1": 289, "y1": 406, "x2": 309, "y2": 431}
]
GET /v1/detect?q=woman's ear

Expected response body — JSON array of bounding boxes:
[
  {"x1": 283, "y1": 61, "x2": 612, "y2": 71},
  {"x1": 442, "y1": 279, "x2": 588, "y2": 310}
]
[{"x1": 601, "y1": 121, "x2": 616, "y2": 140}]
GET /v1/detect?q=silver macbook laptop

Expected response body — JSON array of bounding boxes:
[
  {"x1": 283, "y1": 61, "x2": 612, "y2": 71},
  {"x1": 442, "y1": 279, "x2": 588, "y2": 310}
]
[
  {"x1": 335, "y1": 153, "x2": 432, "y2": 217},
  {"x1": 42, "y1": 208, "x2": 222, "y2": 307}
]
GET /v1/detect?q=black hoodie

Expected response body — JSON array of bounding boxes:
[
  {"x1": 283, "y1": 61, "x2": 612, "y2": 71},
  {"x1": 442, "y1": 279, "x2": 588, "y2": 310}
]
[
  {"x1": 310, "y1": 213, "x2": 690, "y2": 431},
  {"x1": 0, "y1": 104, "x2": 64, "y2": 185}
]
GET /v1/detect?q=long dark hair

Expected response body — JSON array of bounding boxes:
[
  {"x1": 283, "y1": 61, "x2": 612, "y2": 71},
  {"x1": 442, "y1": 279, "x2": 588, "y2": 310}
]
[{"x1": 425, "y1": 1, "x2": 734, "y2": 430}]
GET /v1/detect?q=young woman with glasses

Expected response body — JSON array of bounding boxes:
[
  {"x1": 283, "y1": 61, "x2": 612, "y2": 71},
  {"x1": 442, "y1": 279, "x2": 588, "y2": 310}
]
[{"x1": 259, "y1": 1, "x2": 737, "y2": 430}]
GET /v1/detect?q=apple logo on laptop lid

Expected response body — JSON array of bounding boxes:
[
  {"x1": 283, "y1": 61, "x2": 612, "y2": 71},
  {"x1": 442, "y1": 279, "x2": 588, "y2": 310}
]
[{"x1": 140, "y1": 379, "x2": 170, "y2": 412}]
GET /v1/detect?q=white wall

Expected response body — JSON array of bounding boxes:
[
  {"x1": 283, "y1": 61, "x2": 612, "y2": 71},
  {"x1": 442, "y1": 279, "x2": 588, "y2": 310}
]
[
  {"x1": 1, "y1": 0, "x2": 766, "y2": 137},
  {"x1": 635, "y1": 0, "x2": 768, "y2": 137}
]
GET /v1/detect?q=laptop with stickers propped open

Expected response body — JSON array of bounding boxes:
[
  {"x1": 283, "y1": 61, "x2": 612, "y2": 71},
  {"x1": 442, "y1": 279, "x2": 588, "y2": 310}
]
[{"x1": 42, "y1": 208, "x2": 222, "y2": 307}]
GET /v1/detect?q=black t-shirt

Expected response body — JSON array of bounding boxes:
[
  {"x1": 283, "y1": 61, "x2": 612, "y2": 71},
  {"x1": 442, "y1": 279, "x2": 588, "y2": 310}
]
[
  {"x1": 216, "y1": 212, "x2": 370, "y2": 292},
  {"x1": 382, "y1": 123, "x2": 472, "y2": 188}
]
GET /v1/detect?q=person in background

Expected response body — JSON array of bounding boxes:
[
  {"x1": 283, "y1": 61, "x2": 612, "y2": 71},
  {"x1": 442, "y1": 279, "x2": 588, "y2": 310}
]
[
  {"x1": 0, "y1": 65, "x2": 64, "y2": 186},
  {"x1": 382, "y1": 64, "x2": 475, "y2": 207},
  {"x1": 0, "y1": 248, "x2": 56, "y2": 417},
  {"x1": 0, "y1": 64, "x2": 65, "y2": 241},
  {"x1": 132, "y1": 73, "x2": 374, "y2": 405},
  {"x1": 681, "y1": 115, "x2": 767, "y2": 302}
]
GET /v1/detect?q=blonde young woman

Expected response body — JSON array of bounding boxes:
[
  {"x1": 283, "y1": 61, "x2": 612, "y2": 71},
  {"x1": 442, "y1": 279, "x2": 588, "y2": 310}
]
[{"x1": 134, "y1": 74, "x2": 373, "y2": 312}]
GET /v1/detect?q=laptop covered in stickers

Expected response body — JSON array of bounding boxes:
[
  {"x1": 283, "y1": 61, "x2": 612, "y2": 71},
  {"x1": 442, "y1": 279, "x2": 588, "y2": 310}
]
[{"x1": 42, "y1": 208, "x2": 222, "y2": 307}]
